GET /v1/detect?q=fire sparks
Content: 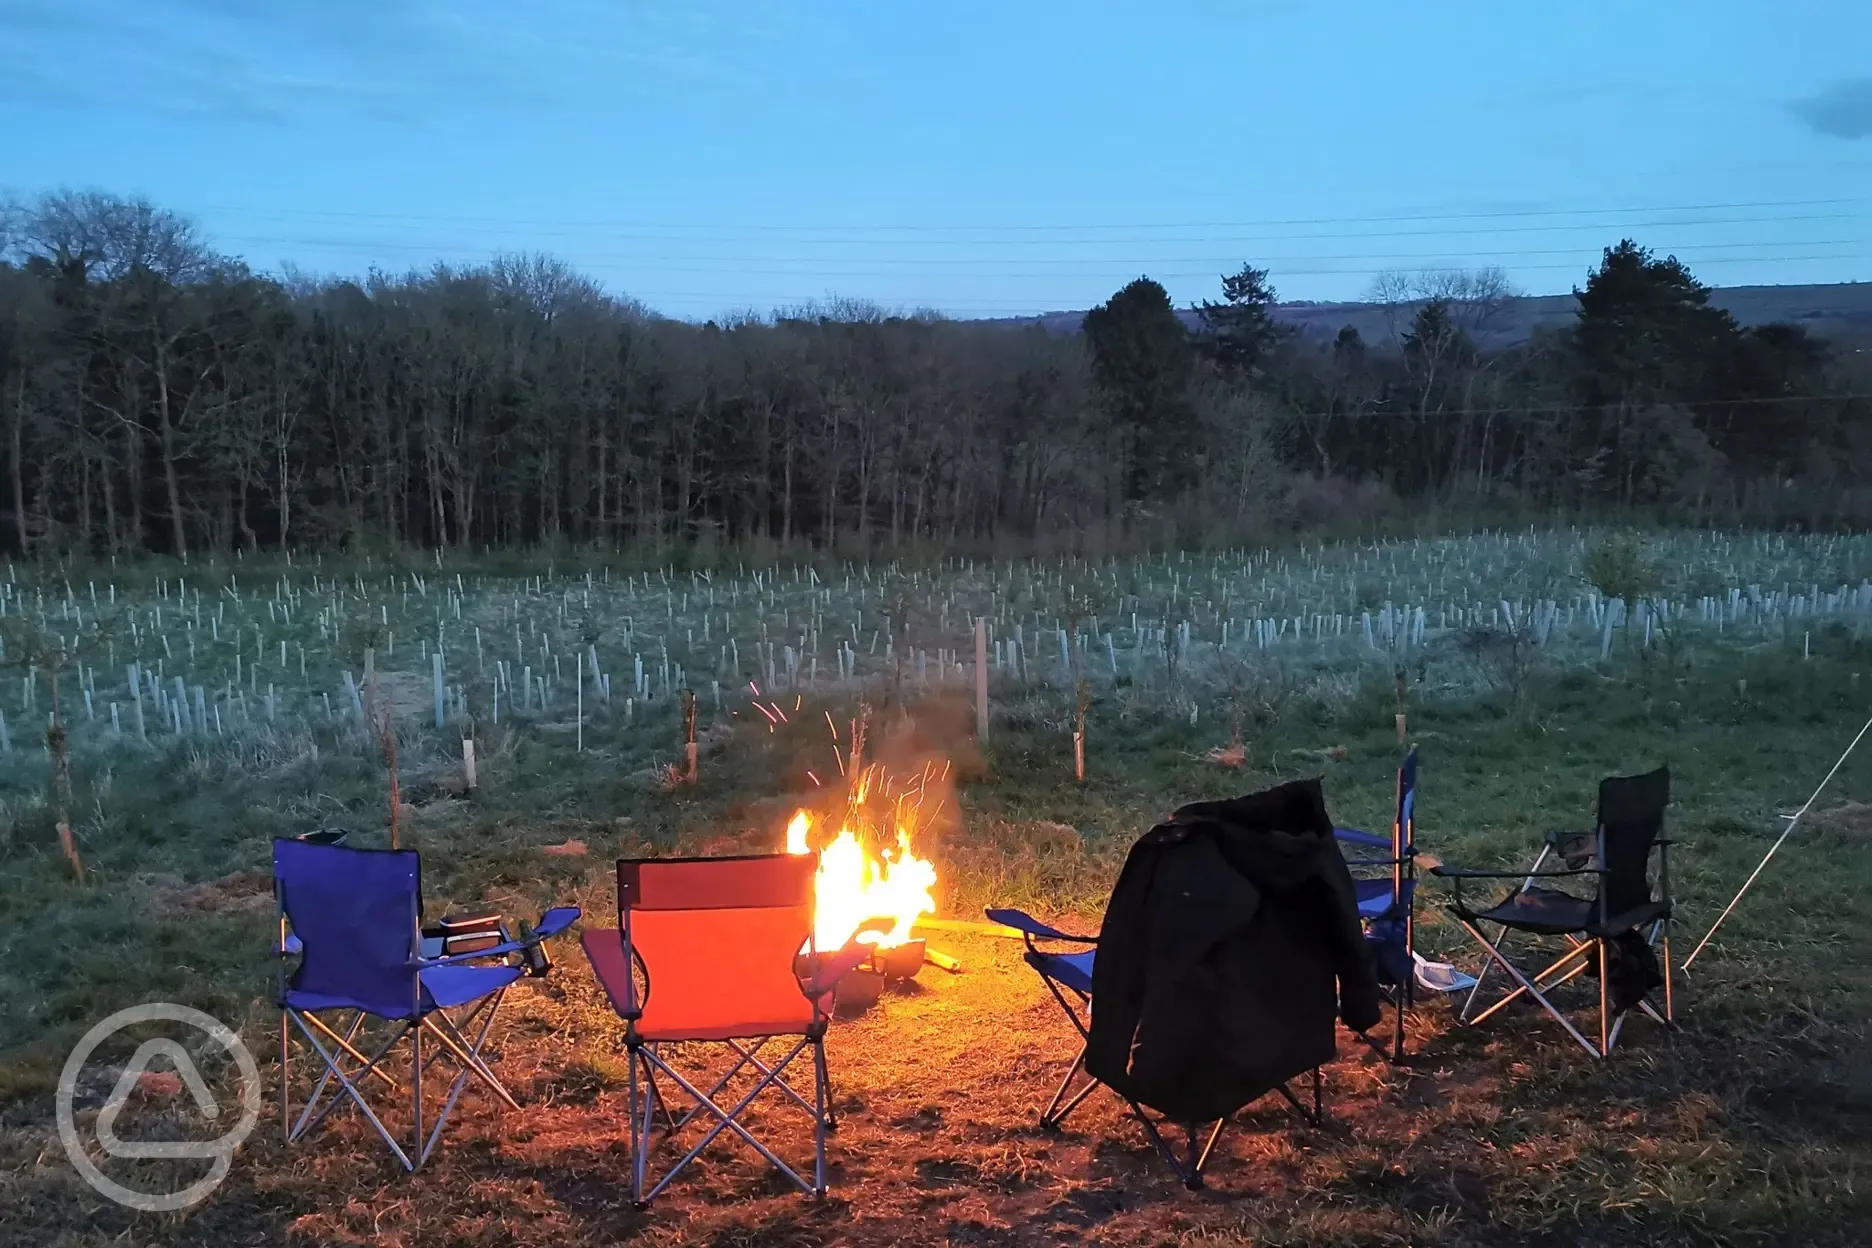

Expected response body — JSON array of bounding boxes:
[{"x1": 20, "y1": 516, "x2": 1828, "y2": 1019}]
[{"x1": 784, "y1": 804, "x2": 938, "y2": 952}]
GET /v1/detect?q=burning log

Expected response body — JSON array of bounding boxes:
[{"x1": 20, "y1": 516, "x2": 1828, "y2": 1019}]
[{"x1": 923, "y1": 948, "x2": 964, "y2": 974}]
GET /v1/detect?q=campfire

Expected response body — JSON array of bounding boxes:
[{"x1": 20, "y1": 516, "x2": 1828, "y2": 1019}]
[
  {"x1": 785, "y1": 810, "x2": 936, "y2": 951},
  {"x1": 784, "y1": 761, "x2": 946, "y2": 1003}
]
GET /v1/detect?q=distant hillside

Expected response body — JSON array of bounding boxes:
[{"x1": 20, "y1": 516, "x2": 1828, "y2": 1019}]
[{"x1": 976, "y1": 282, "x2": 1872, "y2": 349}]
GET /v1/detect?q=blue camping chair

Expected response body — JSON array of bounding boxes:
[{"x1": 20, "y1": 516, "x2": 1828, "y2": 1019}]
[
  {"x1": 272, "y1": 836, "x2": 580, "y2": 1170},
  {"x1": 1333, "y1": 747, "x2": 1421, "y2": 1062},
  {"x1": 983, "y1": 908, "x2": 1322, "y2": 1190},
  {"x1": 1333, "y1": 748, "x2": 1476, "y2": 1061}
]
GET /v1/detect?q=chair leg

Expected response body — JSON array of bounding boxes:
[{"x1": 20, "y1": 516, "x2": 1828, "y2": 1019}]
[
  {"x1": 279, "y1": 1011, "x2": 290, "y2": 1143},
  {"x1": 629, "y1": 1045, "x2": 650, "y2": 1209},
  {"x1": 1042, "y1": 1044, "x2": 1101, "y2": 1129},
  {"x1": 1661, "y1": 920, "x2": 1676, "y2": 1026},
  {"x1": 1460, "y1": 924, "x2": 1510, "y2": 1022},
  {"x1": 290, "y1": 1016, "x2": 407, "y2": 1145},
  {"x1": 1129, "y1": 1108, "x2": 1221, "y2": 1190},
  {"x1": 639, "y1": 1039, "x2": 819, "y2": 1204},
  {"x1": 1454, "y1": 919, "x2": 1603, "y2": 1058},
  {"x1": 716, "y1": 1039, "x2": 822, "y2": 1121},
  {"x1": 283, "y1": 1012, "x2": 418, "y2": 1168},
  {"x1": 1467, "y1": 942, "x2": 1595, "y2": 1027},
  {"x1": 411, "y1": 1020, "x2": 424, "y2": 1172},
  {"x1": 812, "y1": 1036, "x2": 830, "y2": 1197},
  {"x1": 815, "y1": 1037, "x2": 838, "y2": 1133},
  {"x1": 1597, "y1": 938, "x2": 1611, "y2": 1058},
  {"x1": 416, "y1": 1001, "x2": 517, "y2": 1166},
  {"x1": 1274, "y1": 1070, "x2": 1325, "y2": 1128}
]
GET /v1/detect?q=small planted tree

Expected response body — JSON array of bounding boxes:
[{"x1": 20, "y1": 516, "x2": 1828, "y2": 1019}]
[
  {"x1": 0, "y1": 612, "x2": 87, "y2": 879},
  {"x1": 1582, "y1": 532, "x2": 1658, "y2": 605},
  {"x1": 342, "y1": 602, "x2": 402, "y2": 847}
]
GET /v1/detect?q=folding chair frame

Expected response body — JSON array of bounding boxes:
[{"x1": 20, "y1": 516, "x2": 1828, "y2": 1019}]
[
  {"x1": 624, "y1": 1029, "x2": 835, "y2": 1206},
  {"x1": 601, "y1": 853, "x2": 869, "y2": 1209},
  {"x1": 994, "y1": 912, "x2": 1323, "y2": 1192},
  {"x1": 1435, "y1": 799, "x2": 1677, "y2": 1060},
  {"x1": 278, "y1": 980, "x2": 521, "y2": 1172}
]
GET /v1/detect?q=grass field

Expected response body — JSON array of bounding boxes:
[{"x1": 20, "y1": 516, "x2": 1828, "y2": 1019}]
[{"x1": 2, "y1": 529, "x2": 1871, "y2": 1246}]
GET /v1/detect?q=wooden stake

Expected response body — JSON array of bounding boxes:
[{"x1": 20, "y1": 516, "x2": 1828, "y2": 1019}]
[
  {"x1": 682, "y1": 688, "x2": 698, "y2": 783},
  {"x1": 974, "y1": 616, "x2": 989, "y2": 744},
  {"x1": 850, "y1": 700, "x2": 871, "y2": 780},
  {"x1": 1073, "y1": 678, "x2": 1089, "y2": 783},
  {"x1": 381, "y1": 701, "x2": 402, "y2": 850},
  {"x1": 1394, "y1": 668, "x2": 1407, "y2": 748}
]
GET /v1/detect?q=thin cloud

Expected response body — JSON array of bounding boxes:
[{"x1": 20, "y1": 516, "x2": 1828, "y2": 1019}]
[{"x1": 1792, "y1": 78, "x2": 1872, "y2": 140}]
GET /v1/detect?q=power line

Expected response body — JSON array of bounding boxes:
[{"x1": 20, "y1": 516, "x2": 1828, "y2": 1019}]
[
  {"x1": 193, "y1": 210, "x2": 1872, "y2": 249},
  {"x1": 186, "y1": 195, "x2": 1872, "y2": 234}
]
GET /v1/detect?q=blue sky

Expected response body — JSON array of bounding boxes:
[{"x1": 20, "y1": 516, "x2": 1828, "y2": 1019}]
[{"x1": 2, "y1": 0, "x2": 1869, "y2": 320}]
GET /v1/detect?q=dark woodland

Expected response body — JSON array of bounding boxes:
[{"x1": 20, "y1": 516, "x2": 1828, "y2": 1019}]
[{"x1": 0, "y1": 191, "x2": 1865, "y2": 561}]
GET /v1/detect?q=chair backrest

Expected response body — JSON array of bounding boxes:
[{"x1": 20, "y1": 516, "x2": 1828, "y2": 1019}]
[
  {"x1": 618, "y1": 853, "x2": 818, "y2": 1037},
  {"x1": 273, "y1": 838, "x2": 421, "y2": 1014},
  {"x1": 1594, "y1": 767, "x2": 1670, "y2": 917},
  {"x1": 1395, "y1": 747, "x2": 1419, "y2": 857}
]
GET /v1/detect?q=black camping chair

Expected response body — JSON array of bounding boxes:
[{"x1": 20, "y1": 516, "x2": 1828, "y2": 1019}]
[{"x1": 1431, "y1": 767, "x2": 1676, "y2": 1059}]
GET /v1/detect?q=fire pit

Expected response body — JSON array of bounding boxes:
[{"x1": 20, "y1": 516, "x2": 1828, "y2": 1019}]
[
  {"x1": 869, "y1": 938, "x2": 927, "y2": 981},
  {"x1": 794, "y1": 943, "x2": 920, "y2": 1014}
]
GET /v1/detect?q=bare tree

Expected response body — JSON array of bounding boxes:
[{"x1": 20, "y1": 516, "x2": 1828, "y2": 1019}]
[{"x1": 1365, "y1": 266, "x2": 1521, "y2": 345}]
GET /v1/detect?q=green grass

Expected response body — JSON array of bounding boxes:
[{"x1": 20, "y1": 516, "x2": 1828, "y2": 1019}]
[{"x1": 3, "y1": 538, "x2": 1872, "y2": 1245}]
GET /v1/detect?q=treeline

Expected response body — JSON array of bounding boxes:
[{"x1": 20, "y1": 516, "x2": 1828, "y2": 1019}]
[{"x1": 0, "y1": 190, "x2": 1865, "y2": 561}]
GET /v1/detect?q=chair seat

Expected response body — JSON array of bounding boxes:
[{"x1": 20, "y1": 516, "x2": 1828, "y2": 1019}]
[
  {"x1": 1027, "y1": 948, "x2": 1095, "y2": 995},
  {"x1": 421, "y1": 964, "x2": 525, "y2": 1010},
  {"x1": 1457, "y1": 888, "x2": 1671, "y2": 939},
  {"x1": 1460, "y1": 886, "x2": 1593, "y2": 934},
  {"x1": 282, "y1": 963, "x2": 524, "y2": 1018}
]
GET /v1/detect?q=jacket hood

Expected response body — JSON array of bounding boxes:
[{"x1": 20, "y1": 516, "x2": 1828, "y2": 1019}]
[{"x1": 1169, "y1": 776, "x2": 1339, "y2": 892}]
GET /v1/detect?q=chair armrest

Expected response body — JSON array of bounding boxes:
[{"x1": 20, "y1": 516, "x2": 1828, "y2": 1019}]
[
  {"x1": 581, "y1": 929, "x2": 641, "y2": 1019},
  {"x1": 421, "y1": 904, "x2": 583, "y2": 967},
  {"x1": 802, "y1": 941, "x2": 876, "y2": 997},
  {"x1": 531, "y1": 906, "x2": 582, "y2": 938},
  {"x1": 1430, "y1": 865, "x2": 1601, "y2": 880},
  {"x1": 984, "y1": 907, "x2": 1097, "y2": 944},
  {"x1": 1334, "y1": 827, "x2": 1391, "y2": 850}
]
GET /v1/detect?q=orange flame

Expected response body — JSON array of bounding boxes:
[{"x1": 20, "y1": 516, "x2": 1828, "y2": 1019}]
[{"x1": 785, "y1": 809, "x2": 937, "y2": 951}]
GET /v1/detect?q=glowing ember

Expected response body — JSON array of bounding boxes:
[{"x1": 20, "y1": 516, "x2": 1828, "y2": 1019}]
[{"x1": 785, "y1": 809, "x2": 937, "y2": 952}]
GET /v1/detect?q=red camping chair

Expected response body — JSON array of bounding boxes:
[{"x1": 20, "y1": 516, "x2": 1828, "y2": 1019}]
[{"x1": 581, "y1": 853, "x2": 869, "y2": 1207}]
